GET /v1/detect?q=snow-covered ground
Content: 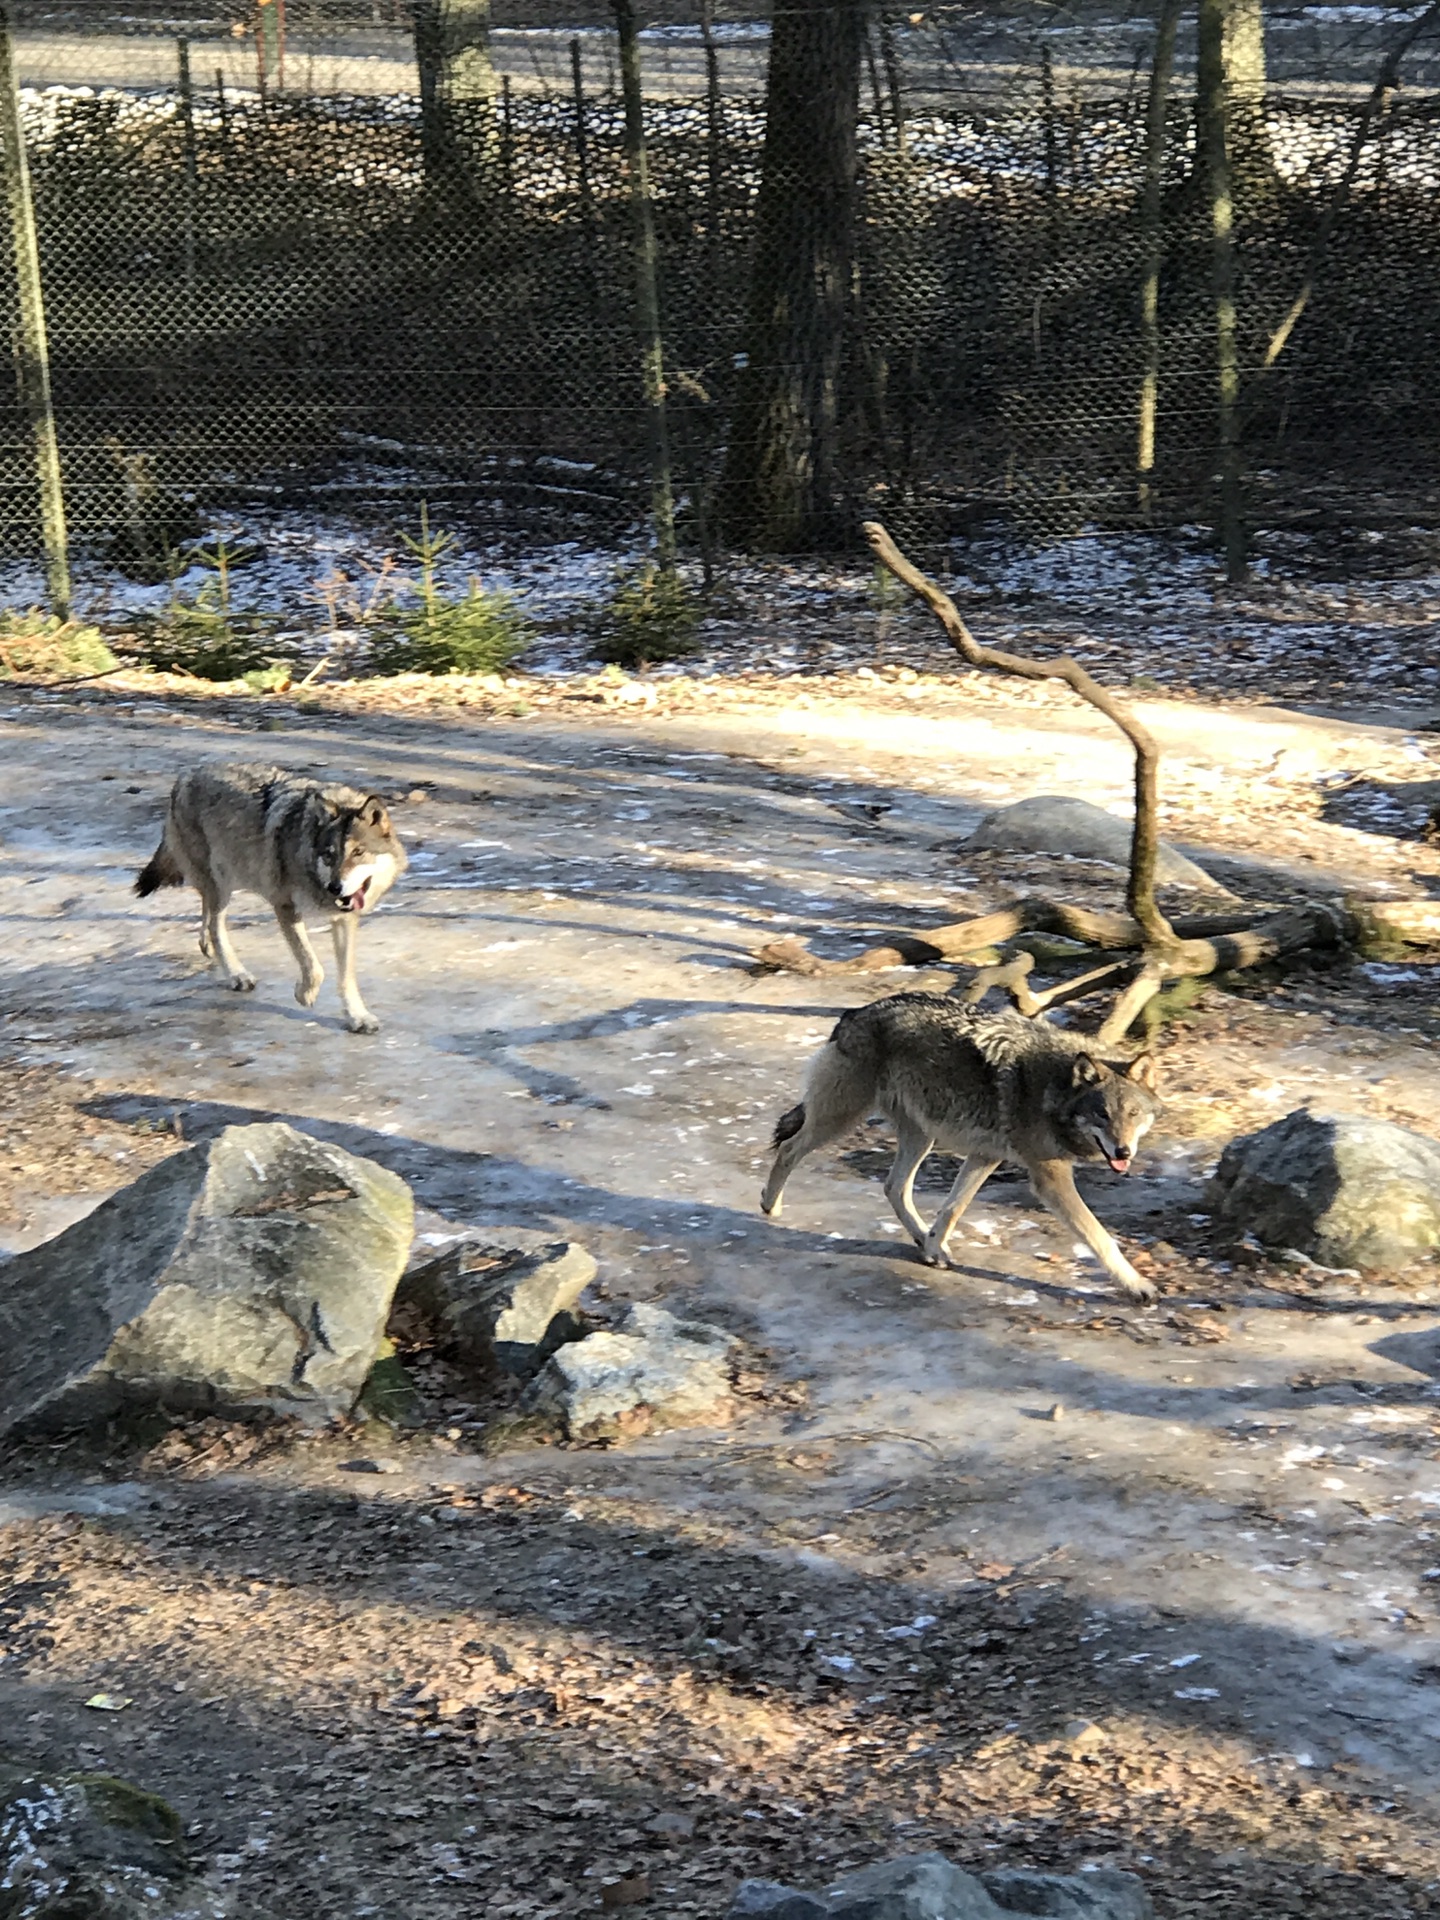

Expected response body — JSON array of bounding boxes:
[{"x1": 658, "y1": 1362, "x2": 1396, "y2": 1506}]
[{"x1": 4, "y1": 507, "x2": 1438, "y2": 713}]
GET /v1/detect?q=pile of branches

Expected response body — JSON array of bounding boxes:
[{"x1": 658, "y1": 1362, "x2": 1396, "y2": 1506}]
[{"x1": 753, "y1": 522, "x2": 1439, "y2": 1040}]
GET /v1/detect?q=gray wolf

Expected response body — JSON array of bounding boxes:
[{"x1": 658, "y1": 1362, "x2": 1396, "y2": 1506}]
[
  {"x1": 135, "y1": 763, "x2": 407, "y2": 1034},
  {"x1": 761, "y1": 993, "x2": 1161, "y2": 1301}
]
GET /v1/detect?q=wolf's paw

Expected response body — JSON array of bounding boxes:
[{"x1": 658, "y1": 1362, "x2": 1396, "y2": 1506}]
[
  {"x1": 226, "y1": 970, "x2": 257, "y2": 993},
  {"x1": 1114, "y1": 1268, "x2": 1157, "y2": 1304},
  {"x1": 295, "y1": 974, "x2": 323, "y2": 1008},
  {"x1": 346, "y1": 1010, "x2": 380, "y2": 1035}
]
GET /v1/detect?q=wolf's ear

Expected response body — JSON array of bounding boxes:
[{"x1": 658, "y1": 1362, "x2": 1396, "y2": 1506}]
[
  {"x1": 1072, "y1": 1053, "x2": 1105, "y2": 1087},
  {"x1": 1126, "y1": 1053, "x2": 1159, "y2": 1090},
  {"x1": 362, "y1": 797, "x2": 392, "y2": 832}
]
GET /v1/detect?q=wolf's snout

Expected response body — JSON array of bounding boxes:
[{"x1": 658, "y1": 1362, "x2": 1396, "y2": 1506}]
[
  {"x1": 333, "y1": 877, "x2": 369, "y2": 912},
  {"x1": 1108, "y1": 1146, "x2": 1132, "y2": 1173}
]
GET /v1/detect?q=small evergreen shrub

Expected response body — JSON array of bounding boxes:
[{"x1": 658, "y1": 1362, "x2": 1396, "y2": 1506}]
[
  {"x1": 591, "y1": 560, "x2": 701, "y2": 670},
  {"x1": 368, "y1": 581, "x2": 532, "y2": 676},
  {"x1": 367, "y1": 508, "x2": 532, "y2": 676},
  {"x1": 127, "y1": 540, "x2": 286, "y2": 681}
]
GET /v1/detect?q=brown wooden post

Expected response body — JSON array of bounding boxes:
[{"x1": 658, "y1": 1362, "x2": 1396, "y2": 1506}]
[{"x1": 612, "y1": 0, "x2": 675, "y2": 570}]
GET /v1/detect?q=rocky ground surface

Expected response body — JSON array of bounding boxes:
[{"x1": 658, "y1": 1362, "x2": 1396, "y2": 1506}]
[{"x1": 1, "y1": 662, "x2": 1439, "y2": 1918}]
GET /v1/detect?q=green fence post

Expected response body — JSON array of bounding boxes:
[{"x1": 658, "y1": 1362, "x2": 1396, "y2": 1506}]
[{"x1": 0, "y1": 2, "x2": 69, "y2": 619}]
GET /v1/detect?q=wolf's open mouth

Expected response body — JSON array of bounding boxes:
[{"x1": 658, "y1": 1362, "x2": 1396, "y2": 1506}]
[
  {"x1": 1107, "y1": 1153, "x2": 1131, "y2": 1174},
  {"x1": 338, "y1": 877, "x2": 370, "y2": 913}
]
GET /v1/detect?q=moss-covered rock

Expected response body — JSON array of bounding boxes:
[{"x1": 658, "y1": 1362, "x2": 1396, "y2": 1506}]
[{"x1": 0, "y1": 1770, "x2": 231, "y2": 1919}]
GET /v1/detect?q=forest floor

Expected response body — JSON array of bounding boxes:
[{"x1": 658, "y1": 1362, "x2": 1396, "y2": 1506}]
[{"x1": 1, "y1": 651, "x2": 1440, "y2": 1919}]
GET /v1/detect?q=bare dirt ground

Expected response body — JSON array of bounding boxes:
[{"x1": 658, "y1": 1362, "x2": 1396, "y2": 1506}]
[{"x1": 2, "y1": 662, "x2": 1440, "y2": 1919}]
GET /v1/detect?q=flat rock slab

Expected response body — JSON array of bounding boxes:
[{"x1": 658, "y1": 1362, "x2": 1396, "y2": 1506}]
[
  {"x1": 0, "y1": 1122, "x2": 413, "y2": 1434},
  {"x1": 1211, "y1": 1107, "x2": 1440, "y2": 1272},
  {"x1": 521, "y1": 1300, "x2": 737, "y2": 1441},
  {"x1": 966, "y1": 795, "x2": 1230, "y2": 894},
  {"x1": 397, "y1": 1235, "x2": 596, "y2": 1376},
  {"x1": 731, "y1": 1853, "x2": 1152, "y2": 1920}
]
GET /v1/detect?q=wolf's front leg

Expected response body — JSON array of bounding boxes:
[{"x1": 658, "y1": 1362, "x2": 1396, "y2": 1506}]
[
  {"x1": 1028, "y1": 1159, "x2": 1155, "y2": 1302},
  {"x1": 330, "y1": 914, "x2": 379, "y2": 1034},
  {"x1": 922, "y1": 1154, "x2": 1001, "y2": 1267},
  {"x1": 274, "y1": 901, "x2": 324, "y2": 1007}
]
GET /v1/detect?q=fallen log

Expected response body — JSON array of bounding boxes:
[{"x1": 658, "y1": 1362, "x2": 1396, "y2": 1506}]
[{"x1": 752, "y1": 901, "x2": 1267, "y2": 978}]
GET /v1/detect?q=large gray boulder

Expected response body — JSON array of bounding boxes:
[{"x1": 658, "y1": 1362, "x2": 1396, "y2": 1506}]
[
  {"x1": 398, "y1": 1235, "x2": 596, "y2": 1377},
  {"x1": 978, "y1": 1868, "x2": 1152, "y2": 1920},
  {"x1": 0, "y1": 1768, "x2": 235, "y2": 1919},
  {"x1": 728, "y1": 1855, "x2": 1152, "y2": 1920},
  {"x1": 966, "y1": 796, "x2": 1228, "y2": 894},
  {"x1": 520, "y1": 1301, "x2": 736, "y2": 1442},
  {"x1": 0, "y1": 1122, "x2": 413, "y2": 1435},
  {"x1": 1210, "y1": 1108, "x2": 1440, "y2": 1272},
  {"x1": 731, "y1": 1887, "x2": 830, "y2": 1920},
  {"x1": 827, "y1": 1854, "x2": 1002, "y2": 1920}
]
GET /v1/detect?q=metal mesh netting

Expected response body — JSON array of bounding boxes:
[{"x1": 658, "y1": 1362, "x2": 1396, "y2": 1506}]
[{"x1": 5, "y1": 2, "x2": 1440, "y2": 584}]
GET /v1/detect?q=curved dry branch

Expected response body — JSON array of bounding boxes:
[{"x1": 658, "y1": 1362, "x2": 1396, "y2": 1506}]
[{"x1": 861, "y1": 520, "x2": 1176, "y2": 950}]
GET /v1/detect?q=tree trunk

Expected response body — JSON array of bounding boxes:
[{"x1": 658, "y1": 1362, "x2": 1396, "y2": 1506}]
[
  {"x1": 613, "y1": 0, "x2": 675, "y2": 570},
  {"x1": 1136, "y1": 0, "x2": 1182, "y2": 516},
  {"x1": 720, "y1": 0, "x2": 866, "y2": 551},
  {"x1": 413, "y1": 0, "x2": 497, "y2": 193},
  {"x1": 1197, "y1": 0, "x2": 1247, "y2": 582}
]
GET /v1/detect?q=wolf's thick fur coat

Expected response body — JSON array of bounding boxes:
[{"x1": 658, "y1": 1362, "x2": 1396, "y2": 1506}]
[
  {"x1": 761, "y1": 994, "x2": 1162, "y2": 1300},
  {"x1": 136, "y1": 762, "x2": 407, "y2": 1034}
]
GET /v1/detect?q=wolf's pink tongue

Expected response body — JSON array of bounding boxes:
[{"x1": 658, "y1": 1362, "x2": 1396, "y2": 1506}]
[{"x1": 1109, "y1": 1155, "x2": 1131, "y2": 1173}]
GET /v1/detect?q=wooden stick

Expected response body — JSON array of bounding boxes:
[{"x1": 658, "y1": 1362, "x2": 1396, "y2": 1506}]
[{"x1": 751, "y1": 900, "x2": 1259, "y2": 978}]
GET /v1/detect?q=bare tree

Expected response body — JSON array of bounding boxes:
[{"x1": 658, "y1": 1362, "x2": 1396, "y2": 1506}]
[
  {"x1": 412, "y1": 0, "x2": 497, "y2": 193},
  {"x1": 1262, "y1": 0, "x2": 1440, "y2": 372},
  {"x1": 721, "y1": 0, "x2": 867, "y2": 551}
]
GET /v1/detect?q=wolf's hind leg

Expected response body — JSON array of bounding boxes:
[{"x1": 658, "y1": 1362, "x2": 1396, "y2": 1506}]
[
  {"x1": 274, "y1": 901, "x2": 324, "y2": 1006},
  {"x1": 1027, "y1": 1158, "x2": 1155, "y2": 1302},
  {"x1": 922, "y1": 1154, "x2": 1002, "y2": 1266},
  {"x1": 760, "y1": 1043, "x2": 870, "y2": 1217},
  {"x1": 200, "y1": 885, "x2": 255, "y2": 992},
  {"x1": 883, "y1": 1115, "x2": 935, "y2": 1246}
]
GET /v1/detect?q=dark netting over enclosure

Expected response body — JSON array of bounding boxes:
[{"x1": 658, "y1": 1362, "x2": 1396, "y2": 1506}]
[{"x1": 4, "y1": 0, "x2": 1440, "y2": 584}]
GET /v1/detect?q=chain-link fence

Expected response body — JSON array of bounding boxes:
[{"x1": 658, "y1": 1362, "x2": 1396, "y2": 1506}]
[{"x1": 4, "y1": 1, "x2": 1440, "y2": 595}]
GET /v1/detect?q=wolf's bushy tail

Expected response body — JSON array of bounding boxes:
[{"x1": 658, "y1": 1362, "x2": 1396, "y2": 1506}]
[{"x1": 135, "y1": 840, "x2": 184, "y2": 897}]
